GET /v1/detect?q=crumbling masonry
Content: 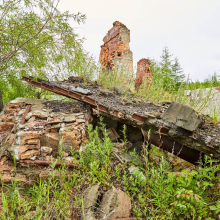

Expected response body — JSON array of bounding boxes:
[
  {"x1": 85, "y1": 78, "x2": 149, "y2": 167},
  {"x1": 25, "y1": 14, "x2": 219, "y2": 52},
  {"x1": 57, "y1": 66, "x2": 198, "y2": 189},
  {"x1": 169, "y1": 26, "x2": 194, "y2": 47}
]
[
  {"x1": 1, "y1": 76, "x2": 220, "y2": 183},
  {"x1": 99, "y1": 21, "x2": 133, "y2": 76},
  {"x1": 135, "y1": 58, "x2": 152, "y2": 91},
  {"x1": 99, "y1": 21, "x2": 152, "y2": 89}
]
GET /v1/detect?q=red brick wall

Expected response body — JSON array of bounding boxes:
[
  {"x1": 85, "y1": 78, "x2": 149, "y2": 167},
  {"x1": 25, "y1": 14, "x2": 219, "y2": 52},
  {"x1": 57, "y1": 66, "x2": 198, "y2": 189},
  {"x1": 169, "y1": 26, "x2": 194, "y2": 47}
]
[
  {"x1": 135, "y1": 59, "x2": 152, "y2": 91},
  {"x1": 99, "y1": 21, "x2": 133, "y2": 74}
]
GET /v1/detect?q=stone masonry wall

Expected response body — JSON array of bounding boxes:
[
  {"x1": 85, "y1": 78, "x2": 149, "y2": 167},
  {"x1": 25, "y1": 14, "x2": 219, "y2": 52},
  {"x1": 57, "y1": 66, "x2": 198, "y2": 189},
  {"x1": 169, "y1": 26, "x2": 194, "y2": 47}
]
[
  {"x1": 99, "y1": 21, "x2": 133, "y2": 76},
  {"x1": 0, "y1": 97, "x2": 147, "y2": 183},
  {"x1": 0, "y1": 98, "x2": 90, "y2": 183}
]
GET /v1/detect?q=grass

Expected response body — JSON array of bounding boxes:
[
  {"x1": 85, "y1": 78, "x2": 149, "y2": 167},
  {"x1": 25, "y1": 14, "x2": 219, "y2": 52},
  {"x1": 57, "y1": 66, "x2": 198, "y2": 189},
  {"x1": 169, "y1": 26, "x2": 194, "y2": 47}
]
[
  {"x1": 98, "y1": 66, "x2": 220, "y2": 124},
  {"x1": 98, "y1": 66, "x2": 135, "y2": 94},
  {"x1": 1, "y1": 122, "x2": 220, "y2": 219}
]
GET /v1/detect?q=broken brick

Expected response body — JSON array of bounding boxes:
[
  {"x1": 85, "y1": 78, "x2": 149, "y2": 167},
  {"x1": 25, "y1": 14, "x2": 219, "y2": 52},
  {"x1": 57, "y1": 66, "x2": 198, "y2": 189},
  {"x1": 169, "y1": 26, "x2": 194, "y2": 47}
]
[
  {"x1": 18, "y1": 144, "x2": 40, "y2": 159},
  {"x1": 20, "y1": 131, "x2": 41, "y2": 145},
  {"x1": 61, "y1": 130, "x2": 82, "y2": 151},
  {"x1": 39, "y1": 132, "x2": 60, "y2": 150},
  {"x1": 0, "y1": 122, "x2": 15, "y2": 131},
  {"x1": 20, "y1": 150, "x2": 39, "y2": 159}
]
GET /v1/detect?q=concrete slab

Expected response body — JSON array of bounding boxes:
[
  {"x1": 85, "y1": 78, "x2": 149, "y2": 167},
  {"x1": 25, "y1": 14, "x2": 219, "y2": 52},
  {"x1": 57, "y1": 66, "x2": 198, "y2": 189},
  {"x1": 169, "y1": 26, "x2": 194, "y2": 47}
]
[{"x1": 162, "y1": 102, "x2": 202, "y2": 131}]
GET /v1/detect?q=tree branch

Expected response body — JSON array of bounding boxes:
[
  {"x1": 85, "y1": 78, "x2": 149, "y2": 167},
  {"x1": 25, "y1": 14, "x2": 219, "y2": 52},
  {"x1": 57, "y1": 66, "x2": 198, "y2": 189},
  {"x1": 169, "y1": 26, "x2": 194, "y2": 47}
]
[{"x1": 0, "y1": 0, "x2": 60, "y2": 72}]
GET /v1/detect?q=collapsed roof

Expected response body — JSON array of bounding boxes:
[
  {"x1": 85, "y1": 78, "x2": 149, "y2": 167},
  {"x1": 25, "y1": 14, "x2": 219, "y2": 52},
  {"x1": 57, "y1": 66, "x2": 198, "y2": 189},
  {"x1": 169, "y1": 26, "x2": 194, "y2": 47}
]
[{"x1": 21, "y1": 76, "x2": 220, "y2": 164}]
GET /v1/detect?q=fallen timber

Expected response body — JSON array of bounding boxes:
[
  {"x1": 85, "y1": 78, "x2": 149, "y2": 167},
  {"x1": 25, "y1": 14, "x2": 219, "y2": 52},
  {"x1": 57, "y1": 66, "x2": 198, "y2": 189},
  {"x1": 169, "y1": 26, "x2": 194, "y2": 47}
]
[{"x1": 22, "y1": 76, "x2": 220, "y2": 165}]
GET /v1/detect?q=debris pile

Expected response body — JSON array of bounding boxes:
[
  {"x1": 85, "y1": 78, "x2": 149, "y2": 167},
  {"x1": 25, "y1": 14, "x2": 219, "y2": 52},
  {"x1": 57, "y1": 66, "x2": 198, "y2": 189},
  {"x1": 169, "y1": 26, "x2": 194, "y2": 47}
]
[
  {"x1": 21, "y1": 76, "x2": 220, "y2": 163},
  {"x1": 0, "y1": 97, "x2": 144, "y2": 183},
  {"x1": 0, "y1": 98, "x2": 89, "y2": 183},
  {"x1": 1, "y1": 75, "x2": 220, "y2": 183}
]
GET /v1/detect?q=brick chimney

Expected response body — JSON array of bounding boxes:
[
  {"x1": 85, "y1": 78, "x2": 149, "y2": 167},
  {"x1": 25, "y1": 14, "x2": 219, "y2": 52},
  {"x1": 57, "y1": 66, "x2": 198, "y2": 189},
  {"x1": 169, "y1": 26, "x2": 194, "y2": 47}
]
[
  {"x1": 99, "y1": 21, "x2": 133, "y2": 76},
  {"x1": 135, "y1": 59, "x2": 152, "y2": 91}
]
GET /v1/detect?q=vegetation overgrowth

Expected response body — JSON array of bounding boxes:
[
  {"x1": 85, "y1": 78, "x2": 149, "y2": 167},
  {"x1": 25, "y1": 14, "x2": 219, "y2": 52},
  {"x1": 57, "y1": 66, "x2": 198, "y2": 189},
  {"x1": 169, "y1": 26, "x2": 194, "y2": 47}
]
[
  {"x1": 1, "y1": 122, "x2": 220, "y2": 219},
  {"x1": 1, "y1": 1, "x2": 220, "y2": 219},
  {"x1": 98, "y1": 47, "x2": 220, "y2": 121},
  {"x1": 0, "y1": 0, "x2": 219, "y2": 117},
  {"x1": 0, "y1": 0, "x2": 98, "y2": 104}
]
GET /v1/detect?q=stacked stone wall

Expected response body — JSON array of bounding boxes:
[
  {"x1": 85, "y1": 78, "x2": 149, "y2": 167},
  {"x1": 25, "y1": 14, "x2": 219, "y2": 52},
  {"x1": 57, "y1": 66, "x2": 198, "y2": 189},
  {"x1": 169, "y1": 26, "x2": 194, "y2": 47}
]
[{"x1": 0, "y1": 98, "x2": 89, "y2": 183}]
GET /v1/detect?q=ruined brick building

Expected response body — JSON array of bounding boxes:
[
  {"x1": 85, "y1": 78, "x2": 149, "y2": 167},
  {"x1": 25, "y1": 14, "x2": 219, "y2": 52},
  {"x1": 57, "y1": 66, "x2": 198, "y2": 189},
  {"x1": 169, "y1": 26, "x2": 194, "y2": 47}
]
[
  {"x1": 135, "y1": 58, "x2": 152, "y2": 91},
  {"x1": 99, "y1": 21, "x2": 133, "y2": 76},
  {"x1": 99, "y1": 21, "x2": 152, "y2": 90}
]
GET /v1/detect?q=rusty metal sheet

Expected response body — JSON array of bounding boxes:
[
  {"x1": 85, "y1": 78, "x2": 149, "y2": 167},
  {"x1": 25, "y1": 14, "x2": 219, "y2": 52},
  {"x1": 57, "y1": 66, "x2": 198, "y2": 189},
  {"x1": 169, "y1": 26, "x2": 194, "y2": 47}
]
[
  {"x1": 132, "y1": 113, "x2": 147, "y2": 123},
  {"x1": 68, "y1": 90, "x2": 81, "y2": 100},
  {"x1": 23, "y1": 76, "x2": 82, "y2": 101},
  {"x1": 112, "y1": 109, "x2": 125, "y2": 119},
  {"x1": 23, "y1": 76, "x2": 109, "y2": 114},
  {"x1": 82, "y1": 96, "x2": 96, "y2": 106},
  {"x1": 142, "y1": 129, "x2": 204, "y2": 165},
  {"x1": 20, "y1": 105, "x2": 31, "y2": 125},
  {"x1": 23, "y1": 76, "x2": 144, "y2": 124},
  {"x1": 98, "y1": 104, "x2": 108, "y2": 113}
]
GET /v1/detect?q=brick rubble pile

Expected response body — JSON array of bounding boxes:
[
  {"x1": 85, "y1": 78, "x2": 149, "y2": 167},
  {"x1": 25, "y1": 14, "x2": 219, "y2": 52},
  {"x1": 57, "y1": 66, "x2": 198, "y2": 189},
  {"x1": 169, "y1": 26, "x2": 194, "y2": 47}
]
[{"x1": 0, "y1": 98, "x2": 89, "y2": 183}]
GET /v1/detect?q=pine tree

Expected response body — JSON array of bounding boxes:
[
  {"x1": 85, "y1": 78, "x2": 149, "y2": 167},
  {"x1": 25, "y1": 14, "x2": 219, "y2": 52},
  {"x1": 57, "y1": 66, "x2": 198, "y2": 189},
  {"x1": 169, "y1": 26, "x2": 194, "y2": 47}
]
[
  {"x1": 211, "y1": 72, "x2": 220, "y2": 87},
  {"x1": 172, "y1": 57, "x2": 185, "y2": 83},
  {"x1": 159, "y1": 47, "x2": 173, "y2": 69},
  {"x1": 151, "y1": 46, "x2": 186, "y2": 91},
  {"x1": 159, "y1": 47, "x2": 173, "y2": 91}
]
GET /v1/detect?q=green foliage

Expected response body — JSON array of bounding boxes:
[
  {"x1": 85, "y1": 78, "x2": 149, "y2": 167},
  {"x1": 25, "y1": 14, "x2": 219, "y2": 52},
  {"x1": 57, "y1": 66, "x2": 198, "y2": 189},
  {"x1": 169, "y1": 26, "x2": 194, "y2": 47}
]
[
  {"x1": 80, "y1": 123, "x2": 113, "y2": 167},
  {"x1": 150, "y1": 46, "x2": 185, "y2": 92},
  {"x1": 0, "y1": 0, "x2": 98, "y2": 104},
  {"x1": 98, "y1": 66, "x2": 135, "y2": 93},
  {"x1": 79, "y1": 121, "x2": 113, "y2": 184},
  {"x1": 1, "y1": 161, "x2": 83, "y2": 219},
  {"x1": 187, "y1": 72, "x2": 220, "y2": 90},
  {"x1": 1, "y1": 125, "x2": 220, "y2": 219},
  {"x1": 122, "y1": 150, "x2": 220, "y2": 219}
]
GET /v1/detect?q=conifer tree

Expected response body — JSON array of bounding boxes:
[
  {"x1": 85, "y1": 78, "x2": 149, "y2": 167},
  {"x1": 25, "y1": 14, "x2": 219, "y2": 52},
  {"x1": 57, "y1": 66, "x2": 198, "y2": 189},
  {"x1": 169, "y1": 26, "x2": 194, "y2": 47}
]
[
  {"x1": 159, "y1": 46, "x2": 173, "y2": 91},
  {"x1": 151, "y1": 46, "x2": 185, "y2": 91},
  {"x1": 172, "y1": 57, "x2": 185, "y2": 83}
]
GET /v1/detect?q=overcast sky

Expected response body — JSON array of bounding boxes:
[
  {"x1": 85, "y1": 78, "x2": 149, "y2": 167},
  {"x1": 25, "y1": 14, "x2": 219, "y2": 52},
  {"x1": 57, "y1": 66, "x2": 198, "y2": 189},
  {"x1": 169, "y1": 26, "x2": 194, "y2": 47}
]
[{"x1": 58, "y1": 0, "x2": 220, "y2": 81}]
